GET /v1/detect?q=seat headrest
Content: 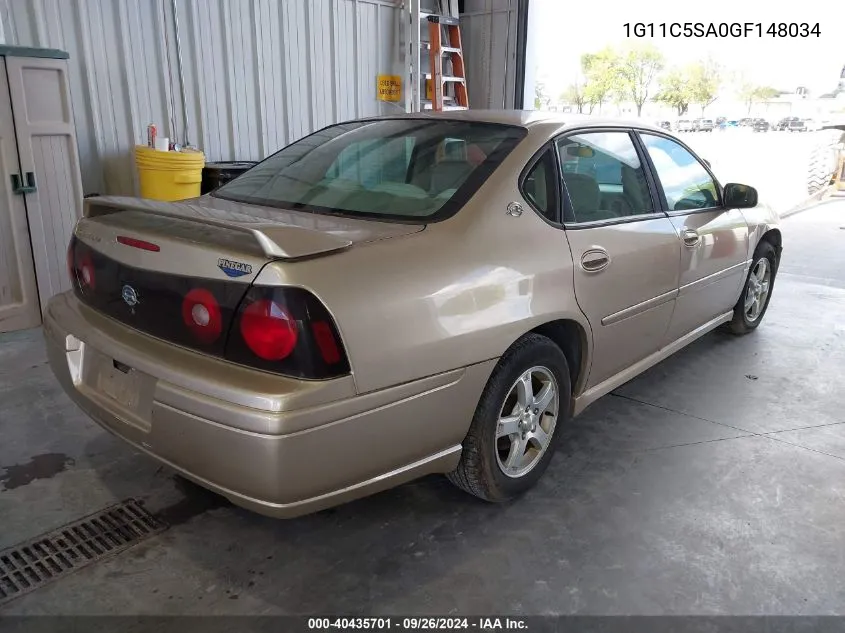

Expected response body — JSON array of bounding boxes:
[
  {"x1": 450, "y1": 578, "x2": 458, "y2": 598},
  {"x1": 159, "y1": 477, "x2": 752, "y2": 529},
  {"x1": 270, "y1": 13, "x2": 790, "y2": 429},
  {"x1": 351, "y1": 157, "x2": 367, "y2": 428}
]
[
  {"x1": 430, "y1": 159, "x2": 474, "y2": 195},
  {"x1": 562, "y1": 172, "x2": 600, "y2": 220}
]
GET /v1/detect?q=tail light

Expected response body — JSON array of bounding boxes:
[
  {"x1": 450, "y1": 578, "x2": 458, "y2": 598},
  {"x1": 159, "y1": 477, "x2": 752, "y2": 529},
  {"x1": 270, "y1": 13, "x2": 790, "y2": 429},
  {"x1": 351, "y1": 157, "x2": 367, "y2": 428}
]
[
  {"x1": 68, "y1": 236, "x2": 96, "y2": 292},
  {"x1": 225, "y1": 286, "x2": 350, "y2": 379},
  {"x1": 182, "y1": 288, "x2": 223, "y2": 344},
  {"x1": 239, "y1": 299, "x2": 298, "y2": 360},
  {"x1": 79, "y1": 254, "x2": 96, "y2": 290},
  {"x1": 67, "y1": 234, "x2": 349, "y2": 380}
]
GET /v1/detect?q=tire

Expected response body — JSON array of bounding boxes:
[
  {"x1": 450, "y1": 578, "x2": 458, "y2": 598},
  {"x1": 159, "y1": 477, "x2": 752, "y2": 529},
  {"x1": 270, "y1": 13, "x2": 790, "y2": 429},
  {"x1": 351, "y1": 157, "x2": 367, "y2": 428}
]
[
  {"x1": 447, "y1": 333, "x2": 571, "y2": 502},
  {"x1": 727, "y1": 241, "x2": 778, "y2": 335},
  {"x1": 807, "y1": 129, "x2": 844, "y2": 196}
]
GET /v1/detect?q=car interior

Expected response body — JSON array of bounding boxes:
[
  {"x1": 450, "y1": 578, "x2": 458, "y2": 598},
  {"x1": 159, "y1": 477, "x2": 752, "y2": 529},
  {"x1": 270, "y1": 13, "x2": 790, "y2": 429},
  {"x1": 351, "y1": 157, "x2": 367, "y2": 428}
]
[{"x1": 559, "y1": 141, "x2": 653, "y2": 223}]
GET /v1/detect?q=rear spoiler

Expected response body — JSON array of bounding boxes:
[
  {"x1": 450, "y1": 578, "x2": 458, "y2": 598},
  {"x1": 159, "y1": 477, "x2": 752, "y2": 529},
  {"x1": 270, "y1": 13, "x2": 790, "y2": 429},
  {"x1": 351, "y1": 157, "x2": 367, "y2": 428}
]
[{"x1": 83, "y1": 196, "x2": 353, "y2": 260}]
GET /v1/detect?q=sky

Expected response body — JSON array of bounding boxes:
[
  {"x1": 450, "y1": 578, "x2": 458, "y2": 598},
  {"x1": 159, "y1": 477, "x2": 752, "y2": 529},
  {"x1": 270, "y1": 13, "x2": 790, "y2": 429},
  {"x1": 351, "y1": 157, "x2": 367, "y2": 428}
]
[{"x1": 531, "y1": 0, "x2": 845, "y2": 99}]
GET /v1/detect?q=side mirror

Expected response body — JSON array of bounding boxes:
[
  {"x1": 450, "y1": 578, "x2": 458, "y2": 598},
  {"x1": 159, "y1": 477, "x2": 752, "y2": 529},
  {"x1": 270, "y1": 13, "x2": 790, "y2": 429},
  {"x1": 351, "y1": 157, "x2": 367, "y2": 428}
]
[{"x1": 723, "y1": 183, "x2": 758, "y2": 209}]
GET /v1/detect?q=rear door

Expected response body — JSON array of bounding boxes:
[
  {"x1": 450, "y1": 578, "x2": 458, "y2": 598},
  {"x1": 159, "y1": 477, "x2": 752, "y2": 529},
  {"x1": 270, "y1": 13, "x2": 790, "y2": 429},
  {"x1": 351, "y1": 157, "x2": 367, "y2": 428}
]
[
  {"x1": 555, "y1": 129, "x2": 681, "y2": 389},
  {"x1": 637, "y1": 131, "x2": 749, "y2": 343}
]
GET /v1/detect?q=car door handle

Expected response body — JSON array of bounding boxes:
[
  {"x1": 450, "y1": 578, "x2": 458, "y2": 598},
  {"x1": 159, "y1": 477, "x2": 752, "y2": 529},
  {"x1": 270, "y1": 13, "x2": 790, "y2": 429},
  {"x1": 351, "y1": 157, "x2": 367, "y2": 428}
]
[
  {"x1": 580, "y1": 248, "x2": 610, "y2": 272},
  {"x1": 682, "y1": 229, "x2": 700, "y2": 247}
]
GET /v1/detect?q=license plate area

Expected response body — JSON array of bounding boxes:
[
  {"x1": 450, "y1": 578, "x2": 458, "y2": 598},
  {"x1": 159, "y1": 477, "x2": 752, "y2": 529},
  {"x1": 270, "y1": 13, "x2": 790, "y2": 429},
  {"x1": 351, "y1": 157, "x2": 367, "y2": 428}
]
[
  {"x1": 81, "y1": 347, "x2": 155, "y2": 431},
  {"x1": 97, "y1": 360, "x2": 141, "y2": 409}
]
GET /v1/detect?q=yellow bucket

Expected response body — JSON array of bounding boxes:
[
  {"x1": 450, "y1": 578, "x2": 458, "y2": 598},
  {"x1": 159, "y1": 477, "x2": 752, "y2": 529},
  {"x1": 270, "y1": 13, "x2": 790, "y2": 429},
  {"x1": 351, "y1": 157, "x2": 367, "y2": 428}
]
[{"x1": 135, "y1": 145, "x2": 205, "y2": 201}]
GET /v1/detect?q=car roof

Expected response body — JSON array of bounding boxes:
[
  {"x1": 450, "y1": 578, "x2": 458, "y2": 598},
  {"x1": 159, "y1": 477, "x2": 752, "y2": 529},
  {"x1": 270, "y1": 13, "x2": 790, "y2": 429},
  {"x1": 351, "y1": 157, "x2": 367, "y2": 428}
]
[{"x1": 366, "y1": 109, "x2": 663, "y2": 134}]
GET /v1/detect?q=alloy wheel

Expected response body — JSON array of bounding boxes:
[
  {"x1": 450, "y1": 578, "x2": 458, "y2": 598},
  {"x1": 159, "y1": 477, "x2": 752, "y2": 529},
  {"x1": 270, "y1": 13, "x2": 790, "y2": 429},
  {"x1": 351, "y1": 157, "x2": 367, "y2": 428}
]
[
  {"x1": 744, "y1": 258, "x2": 771, "y2": 322},
  {"x1": 495, "y1": 366, "x2": 559, "y2": 478}
]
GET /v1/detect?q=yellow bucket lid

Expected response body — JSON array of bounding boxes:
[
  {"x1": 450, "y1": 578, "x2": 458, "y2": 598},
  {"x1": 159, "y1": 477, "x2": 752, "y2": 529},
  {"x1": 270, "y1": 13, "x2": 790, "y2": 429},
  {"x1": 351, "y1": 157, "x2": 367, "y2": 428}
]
[{"x1": 135, "y1": 145, "x2": 205, "y2": 169}]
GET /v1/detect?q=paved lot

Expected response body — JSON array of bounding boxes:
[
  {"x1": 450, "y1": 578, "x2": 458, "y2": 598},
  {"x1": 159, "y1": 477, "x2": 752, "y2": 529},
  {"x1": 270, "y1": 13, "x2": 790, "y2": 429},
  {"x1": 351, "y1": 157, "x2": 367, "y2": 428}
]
[
  {"x1": 678, "y1": 128, "x2": 819, "y2": 216},
  {"x1": 1, "y1": 201, "x2": 844, "y2": 616}
]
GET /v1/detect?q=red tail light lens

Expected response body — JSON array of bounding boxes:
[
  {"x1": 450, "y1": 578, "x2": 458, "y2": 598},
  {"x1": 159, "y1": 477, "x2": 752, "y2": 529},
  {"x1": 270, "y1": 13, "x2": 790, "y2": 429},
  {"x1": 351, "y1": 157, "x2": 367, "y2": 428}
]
[
  {"x1": 182, "y1": 288, "x2": 223, "y2": 344},
  {"x1": 117, "y1": 235, "x2": 160, "y2": 252},
  {"x1": 226, "y1": 286, "x2": 349, "y2": 378},
  {"x1": 79, "y1": 252, "x2": 96, "y2": 290},
  {"x1": 311, "y1": 321, "x2": 342, "y2": 365},
  {"x1": 239, "y1": 299, "x2": 298, "y2": 361}
]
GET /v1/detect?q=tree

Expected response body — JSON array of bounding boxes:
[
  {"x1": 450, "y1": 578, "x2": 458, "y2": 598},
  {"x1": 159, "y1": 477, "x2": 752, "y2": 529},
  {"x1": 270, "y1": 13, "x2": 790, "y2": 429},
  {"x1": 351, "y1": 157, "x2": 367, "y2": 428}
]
[
  {"x1": 688, "y1": 60, "x2": 721, "y2": 116},
  {"x1": 561, "y1": 82, "x2": 586, "y2": 113},
  {"x1": 615, "y1": 45, "x2": 664, "y2": 116},
  {"x1": 581, "y1": 48, "x2": 618, "y2": 114},
  {"x1": 738, "y1": 81, "x2": 779, "y2": 114},
  {"x1": 655, "y1": 68, "x2": 692, "y2": 116},
  {"x1": 534, "y1": 78, "x2": 552, "y2": 110}
]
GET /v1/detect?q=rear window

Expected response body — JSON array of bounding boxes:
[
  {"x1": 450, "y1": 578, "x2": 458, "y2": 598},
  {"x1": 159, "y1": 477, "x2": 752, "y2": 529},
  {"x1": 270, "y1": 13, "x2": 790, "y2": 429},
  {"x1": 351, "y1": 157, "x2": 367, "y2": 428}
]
[{"x1": 213, "y1": 119, "x2": 526, "y2": 222}]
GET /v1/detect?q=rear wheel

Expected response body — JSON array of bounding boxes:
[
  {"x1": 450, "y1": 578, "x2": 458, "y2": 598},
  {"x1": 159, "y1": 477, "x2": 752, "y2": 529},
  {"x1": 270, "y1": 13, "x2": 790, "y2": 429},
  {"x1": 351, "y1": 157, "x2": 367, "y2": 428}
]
[
  {"x1": 447, "y1": 334, "x2": 570, "y2": 502},
  {"x1": 727, "y1": 241, "x2": 778, "y2": 335}
]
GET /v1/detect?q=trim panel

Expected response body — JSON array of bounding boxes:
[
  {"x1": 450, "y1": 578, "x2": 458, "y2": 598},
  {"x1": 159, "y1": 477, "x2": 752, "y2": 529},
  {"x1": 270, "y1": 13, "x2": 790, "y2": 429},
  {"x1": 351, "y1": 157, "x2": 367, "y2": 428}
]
[
  {"x1": 573, "y1": 310, "x2": 734, "y2": 416},
  {"x1": 602, "y1": 289, "x2": 678, "y2": 326},
  {"x1": 677, "y1": 260, "x2": 751, "y2": 297}
]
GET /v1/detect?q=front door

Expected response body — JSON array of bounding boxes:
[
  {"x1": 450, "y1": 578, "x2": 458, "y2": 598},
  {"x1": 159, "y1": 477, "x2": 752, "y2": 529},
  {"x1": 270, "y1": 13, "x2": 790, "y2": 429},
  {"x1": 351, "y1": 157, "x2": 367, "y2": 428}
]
[
  {"x1": 0, "y1": 57, "x2": 41, "y2": 333},
  {"x1": 638, "y1": 133, "x2": 749, "y2": 342},
  {"x1": 556, "y1": 130, "x2": 681, "y2": 389}
]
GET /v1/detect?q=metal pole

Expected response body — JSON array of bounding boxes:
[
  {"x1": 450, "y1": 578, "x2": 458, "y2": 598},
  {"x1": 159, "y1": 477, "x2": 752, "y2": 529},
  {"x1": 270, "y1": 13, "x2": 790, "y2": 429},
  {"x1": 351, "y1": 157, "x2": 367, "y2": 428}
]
[
  {"x1": 412, "y1": 0, "x2": 421, "y2": 112},
  {"x1": 161, "y1": 0, "x2": 178, "y2": 143},
  {"x1": 503, "y1": 0, "x2": 512, "y2": 109},
  {"x1": 171, "y1": 0, "x2": 191, "y2": 147}
]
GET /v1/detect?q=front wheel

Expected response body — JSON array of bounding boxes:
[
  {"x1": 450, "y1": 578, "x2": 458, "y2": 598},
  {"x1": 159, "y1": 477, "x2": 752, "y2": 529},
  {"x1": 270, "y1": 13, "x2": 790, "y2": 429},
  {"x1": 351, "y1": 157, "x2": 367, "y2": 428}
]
[
  {"x1": 727, "y1": 241, "x2": 778, "y2": 335},
  {"x1": 447, "y1": 334, "x2": 571, "y2": 502}
]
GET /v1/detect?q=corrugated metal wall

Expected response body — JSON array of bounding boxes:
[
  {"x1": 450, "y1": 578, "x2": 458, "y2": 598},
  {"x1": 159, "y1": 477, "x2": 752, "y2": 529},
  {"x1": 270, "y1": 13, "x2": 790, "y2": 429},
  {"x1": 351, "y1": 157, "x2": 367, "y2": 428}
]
[
  {"x1": 462, "y1": 0, "x2": 518, "y2": 111},
  {"x1": 0, "y1": 0, "x2": 516, "y2": 196}
]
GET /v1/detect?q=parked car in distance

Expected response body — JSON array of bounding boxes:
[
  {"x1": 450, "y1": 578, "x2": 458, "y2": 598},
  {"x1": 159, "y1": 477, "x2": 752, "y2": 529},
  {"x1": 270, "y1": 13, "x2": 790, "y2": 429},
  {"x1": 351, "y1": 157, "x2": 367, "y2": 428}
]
[
  {"x1": 776, "y1": 117, "x2": 799, "y2": 131},
  {"x1": 788, "y1": 119, "x2": 807, "y2": 132},
  {"x1": 739, "y1": 118, "x2": 754, "y2": 127},
  {"x1": 674, "y1": 119, "x2": 694, "y2": 132},
  {"x1": 49, "y1": 112, "x2": 782, "y2": 518},
  {"x1": 697, "y1": 119, "x2": 715, "y2": 132},
  {"x1": 656, "y1": 120, "x2": 671, "y2": 131},
  {"x1": 752, "y1": 119, "x2": 770, "y2": 132}
]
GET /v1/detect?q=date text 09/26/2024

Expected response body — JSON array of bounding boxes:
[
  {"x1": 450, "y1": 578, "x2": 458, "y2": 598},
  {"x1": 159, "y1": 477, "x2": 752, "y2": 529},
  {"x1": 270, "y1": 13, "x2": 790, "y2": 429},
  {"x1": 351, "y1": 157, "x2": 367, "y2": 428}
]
[
  {"x1": 308, "y1": 617, "x2": 527, "y2": 630},
  {"x1": 624, "y1": 22, "x2": 821, "y2": 38}
]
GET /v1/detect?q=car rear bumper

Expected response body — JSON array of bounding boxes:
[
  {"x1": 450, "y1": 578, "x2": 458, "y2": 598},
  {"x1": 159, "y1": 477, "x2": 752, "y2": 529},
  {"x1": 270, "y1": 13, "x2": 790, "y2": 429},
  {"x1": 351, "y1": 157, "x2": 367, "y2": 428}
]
[{"x1": 44, "y1": 292, "x2": 494, "y2": 518}]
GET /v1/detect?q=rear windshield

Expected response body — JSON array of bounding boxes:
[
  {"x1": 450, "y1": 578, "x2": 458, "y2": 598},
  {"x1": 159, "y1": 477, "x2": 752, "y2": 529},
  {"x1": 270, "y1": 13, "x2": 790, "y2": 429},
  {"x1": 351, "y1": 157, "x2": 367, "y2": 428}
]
[{"x1": 213, "y1": 119, "x2": 526, "y2": 222}]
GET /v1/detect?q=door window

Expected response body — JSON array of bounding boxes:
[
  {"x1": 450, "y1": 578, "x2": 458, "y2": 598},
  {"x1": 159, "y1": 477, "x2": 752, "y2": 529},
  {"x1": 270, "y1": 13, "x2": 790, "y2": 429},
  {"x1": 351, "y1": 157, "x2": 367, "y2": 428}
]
[
  {"x1": 640, "y1": 134, "x2": 720, "y2": 211},
  {"x1": 521, "y1": 148, "x2": 558, "y2": 221},
  {"x1": 555, "y1": 132, "x2": 654, "y2": 224}
]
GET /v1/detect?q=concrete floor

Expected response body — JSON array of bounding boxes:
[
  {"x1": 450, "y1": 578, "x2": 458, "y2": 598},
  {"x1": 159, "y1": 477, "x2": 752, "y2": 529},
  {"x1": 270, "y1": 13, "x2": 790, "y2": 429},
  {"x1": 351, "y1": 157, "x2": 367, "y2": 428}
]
[{"x1": 1, "y1": 201, "x2": 844, "y2": 616}]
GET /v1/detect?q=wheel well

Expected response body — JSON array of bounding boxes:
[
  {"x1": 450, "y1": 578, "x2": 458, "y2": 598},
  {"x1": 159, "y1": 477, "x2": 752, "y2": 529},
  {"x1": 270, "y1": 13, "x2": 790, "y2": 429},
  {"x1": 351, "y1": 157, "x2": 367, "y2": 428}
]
[
  {"x1": 760, "y1": 229, "x2": 783, "y2": 266},
  {"x1": 530, "y1": 320, "x2": 587, "y2": 394}
]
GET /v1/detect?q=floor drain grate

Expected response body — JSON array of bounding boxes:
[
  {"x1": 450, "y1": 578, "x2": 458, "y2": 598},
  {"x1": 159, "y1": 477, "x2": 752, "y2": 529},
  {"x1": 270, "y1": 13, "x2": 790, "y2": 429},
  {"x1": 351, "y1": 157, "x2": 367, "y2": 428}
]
[{"x1": 0, "y1": 498, "x2": 166, "y2": 605}]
